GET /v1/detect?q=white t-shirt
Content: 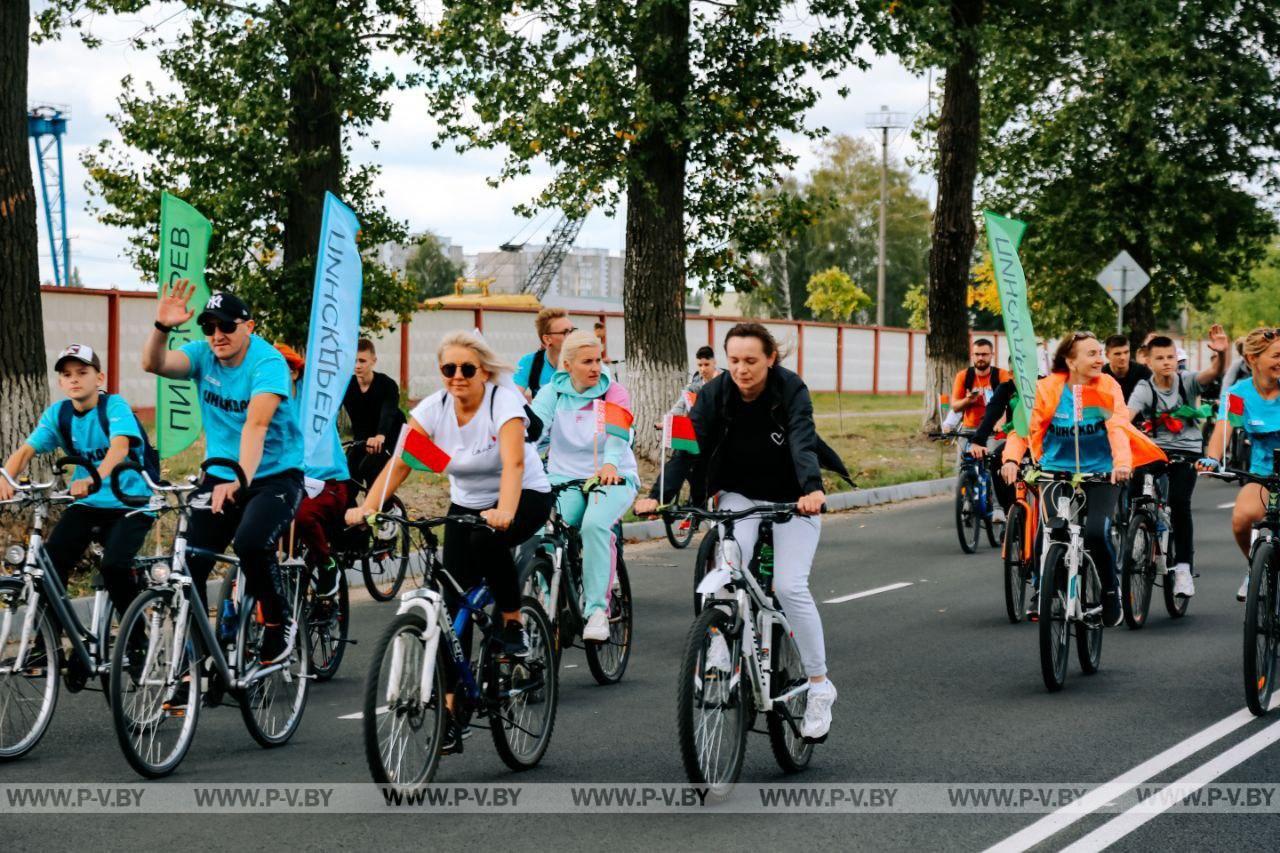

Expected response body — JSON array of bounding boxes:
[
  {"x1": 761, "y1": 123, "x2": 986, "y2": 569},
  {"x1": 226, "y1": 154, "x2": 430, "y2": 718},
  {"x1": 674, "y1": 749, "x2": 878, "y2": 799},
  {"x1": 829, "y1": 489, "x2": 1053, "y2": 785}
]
[{"x1": 409, "y1": 384, "x2": 550, "y2": 510}]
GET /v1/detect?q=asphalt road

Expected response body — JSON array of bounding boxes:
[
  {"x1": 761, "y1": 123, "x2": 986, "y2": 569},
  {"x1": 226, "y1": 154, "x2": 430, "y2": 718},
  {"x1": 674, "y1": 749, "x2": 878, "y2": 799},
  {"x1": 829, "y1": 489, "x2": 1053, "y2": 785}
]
[{"x1": 5, "y1": 478, "x2": 1280, "y2": 851}]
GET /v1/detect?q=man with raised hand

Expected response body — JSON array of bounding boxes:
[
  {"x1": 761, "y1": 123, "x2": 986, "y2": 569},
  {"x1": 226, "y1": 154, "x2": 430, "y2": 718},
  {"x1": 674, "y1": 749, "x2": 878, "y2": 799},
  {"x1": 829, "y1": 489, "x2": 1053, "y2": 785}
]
[{"x1": 142, "y1": 281, "x2": 304, "y2": 672}]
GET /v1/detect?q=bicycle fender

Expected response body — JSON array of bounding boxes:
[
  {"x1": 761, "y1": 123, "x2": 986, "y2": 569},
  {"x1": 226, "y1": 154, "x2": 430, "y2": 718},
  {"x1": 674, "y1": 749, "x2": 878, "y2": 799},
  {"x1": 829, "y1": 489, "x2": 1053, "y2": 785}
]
[
  {"x1": 390, "y1": 589, "x2": 443, "y2": 706},
  {"x1": 697, "y1": 567, "x2": 732, "y2": 595}
]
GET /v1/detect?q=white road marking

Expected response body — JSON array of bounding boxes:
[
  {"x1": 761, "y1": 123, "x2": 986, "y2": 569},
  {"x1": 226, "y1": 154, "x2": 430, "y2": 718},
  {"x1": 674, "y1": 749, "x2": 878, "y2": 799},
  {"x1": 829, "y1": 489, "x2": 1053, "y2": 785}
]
[
  {"x1": 983, "y1": 698, "x2": 1279, "y2": 853},
  {"x1": 1063, "y1": 712, "x2": 1280, "y2": 852},
  {"x1": 338, "y1": 705, "x2": 387, "y2": 720},
  {"x1": 823, "y1": 582, "x2": 913, "y2": 604},
  {"x1": 1219, "y1": 502, "x2": 1236, "y2": 509}
]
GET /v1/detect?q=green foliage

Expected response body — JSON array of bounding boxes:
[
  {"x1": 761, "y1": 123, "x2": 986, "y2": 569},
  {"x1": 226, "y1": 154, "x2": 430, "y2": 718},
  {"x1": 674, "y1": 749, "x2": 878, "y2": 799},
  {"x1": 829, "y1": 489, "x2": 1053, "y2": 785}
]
[
  {"x1": 978, "y1": 0, "x2": 1280, "y2": 338},
  {"x1": 804, "y1": 267, "x2": 871, "y2": 323},
  {"x1": 416, "y1": 0, "x2": 864, "y2": 296},
  {"x1": 41, "y1": 0, "x2": 423, "y2": 345},
  {"x1": 1188, "y1": 241, "x2": 1280, "y2": 340},
  {"x1": 404, "y1": 233, "x2": 464, "y2": 301}
]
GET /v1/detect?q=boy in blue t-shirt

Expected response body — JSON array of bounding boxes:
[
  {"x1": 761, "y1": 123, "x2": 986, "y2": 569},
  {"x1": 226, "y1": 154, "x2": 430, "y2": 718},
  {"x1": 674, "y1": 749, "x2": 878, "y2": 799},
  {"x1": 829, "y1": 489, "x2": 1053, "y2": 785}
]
[
  {"x1": 142, "y1": 284, "x2": 304, "y2": 669},
  {"x1": 0, "y1": 344, "x2": 153, "y2": 618}
]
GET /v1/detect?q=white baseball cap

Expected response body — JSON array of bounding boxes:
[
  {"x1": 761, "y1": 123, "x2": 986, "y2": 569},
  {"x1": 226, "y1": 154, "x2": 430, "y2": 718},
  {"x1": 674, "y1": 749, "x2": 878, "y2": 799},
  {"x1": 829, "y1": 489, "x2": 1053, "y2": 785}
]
[{"x1": 54, "y1": 343, "x2": 102, "y2": 372}]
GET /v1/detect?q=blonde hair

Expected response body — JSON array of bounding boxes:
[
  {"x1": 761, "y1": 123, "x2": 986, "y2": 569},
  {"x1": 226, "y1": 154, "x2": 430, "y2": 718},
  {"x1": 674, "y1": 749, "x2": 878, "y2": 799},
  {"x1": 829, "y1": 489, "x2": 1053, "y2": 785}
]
[
  {"x1": 1242, "y1": 328, "x2": 1280, "y2": 367},
  {"x1": 559, "y1": 329, "x2": 603, "y2": 371},
  {"x1": 437, "y1": 330, "x2": 514, "y2": 378},
  {"x1": 535, "y1": 307, "x2": 569, "y2": 340}
]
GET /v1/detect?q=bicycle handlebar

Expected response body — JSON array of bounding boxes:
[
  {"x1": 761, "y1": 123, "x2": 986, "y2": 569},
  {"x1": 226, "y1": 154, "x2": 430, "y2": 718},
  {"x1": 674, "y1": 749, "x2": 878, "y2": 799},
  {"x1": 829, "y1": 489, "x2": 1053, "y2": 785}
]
[
  {"x1": 656, "y1": 501, "x2": 823, "y2": 524},
  {"x1": 368, "y1": 510, "x2": 496, "y2": 533},
  {"x1": 53, "y1": 455, "x2": 101, "y2": 494},
  {"x1": 200, "y1": 457, "x2": 250, "y2": 492}
]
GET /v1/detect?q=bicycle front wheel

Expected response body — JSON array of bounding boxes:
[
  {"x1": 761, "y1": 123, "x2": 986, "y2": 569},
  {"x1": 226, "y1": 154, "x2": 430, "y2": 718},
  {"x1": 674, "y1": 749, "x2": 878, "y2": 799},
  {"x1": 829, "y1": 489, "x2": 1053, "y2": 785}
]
[
  {"x1": 236, "y1": 592, "x2": 311, "y2": 748},
  {"x1": 676, "y1": 606, "x2": 749, "y2": 794},
  {"x1": 1122, "y1": 514, "x2": 1156, "y2": 630},
  {"x1": 1244, "y1": 543, "x2": 1279, "y2": 716},
  {"x1": 665, "y1": 510, "x2": 697, "y2": 549},
  {"x1": 362, "y1": 497, "x2": 411, "y2": 601},
  {"x1": 766, "y1": 622, "x2": 813, "y2": 773},
  {"x1": 1038, "y1": 545, "x2": 1071, "y2": 692},
  {"x1": 0, "y1": 579, "x2": 59, "y2": 761},
  {"x1": 1076, "y1": 555, "x2": 1103, "y2": 675},
  {"x1": 956, "y1": 472, "x2": 980, "y2": 554},
  {"x1": 1002, "y1": 504, "x2": 1030, "y2": 624},
  {"x1": 692, "y1": 528, "x2": 719, "y2": 616},
  {"x1": 109, "y1": 587, "x2": 201, "y2": 778},
  {"x1": 489, "y1": 597, "x2": 559, "y2": 770},
  {"x1": 363, "y1": 612, "x2": 446, "y2": 787},
  {"x1": 585, "y1": 557, "x2": 633, "y2": 685}
]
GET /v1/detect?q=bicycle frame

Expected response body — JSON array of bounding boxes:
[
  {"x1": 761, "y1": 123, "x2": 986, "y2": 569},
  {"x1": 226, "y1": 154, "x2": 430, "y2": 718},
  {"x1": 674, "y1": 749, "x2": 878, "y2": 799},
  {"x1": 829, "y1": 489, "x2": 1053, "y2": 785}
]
[
  {"x1": 1037, "y1": 478, "x2": 1099, "y2": 624},
  {"x1": 1005, "y1": 478, "x2": 1040, "y2": 565}
]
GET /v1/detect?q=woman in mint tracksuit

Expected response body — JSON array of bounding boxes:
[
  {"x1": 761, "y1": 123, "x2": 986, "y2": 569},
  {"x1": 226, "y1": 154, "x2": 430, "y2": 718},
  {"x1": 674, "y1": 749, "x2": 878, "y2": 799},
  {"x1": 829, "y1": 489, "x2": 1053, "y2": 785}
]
[{"x1": 530, "y1": 330, "x2": 638, "y2": 642}]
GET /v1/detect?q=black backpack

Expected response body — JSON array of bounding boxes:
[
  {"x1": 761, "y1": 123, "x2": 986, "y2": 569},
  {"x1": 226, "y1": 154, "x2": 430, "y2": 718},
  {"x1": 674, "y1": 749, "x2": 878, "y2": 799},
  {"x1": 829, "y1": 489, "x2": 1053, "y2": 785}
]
[
  {"x1": 57, "y1": 392, "x2": 162, "y2": 483},
  {"x1": 528, "y1": 348, "x2": 548, "y2": 397}
]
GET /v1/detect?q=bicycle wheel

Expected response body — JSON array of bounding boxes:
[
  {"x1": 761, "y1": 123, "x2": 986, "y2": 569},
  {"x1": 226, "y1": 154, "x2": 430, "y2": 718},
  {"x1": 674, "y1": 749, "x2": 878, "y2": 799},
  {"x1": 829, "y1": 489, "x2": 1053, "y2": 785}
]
[
  {"x1": 489, "y1": 597, "x2": 559, "y2": 770},
  {"x1": 110, "y1": 588, "x2": 201, "y2": 778},
  {"x1": 0, "y1": 579, "x2": 59, "y2": 761},
  {"x1": 1122, "y1": 513, "x2": 1156, "y2": 629},
  {"x1": 1162, "y1": 553, "x2": 1191, "y2": 618},
  {"x1": 692, "y1": 527, "x2": 719, "y2": 616},
  {"x1": 955, "y1": 472, "x2": 980, "y2": 554},
  {"x1": 984, "y1": 476, "x2": 1003, "y2": 548},
  {"x1": 1038, "y1": 544, "x2": 1071, "y2": 692},
  {"x1": 767, "y1": 622, "x2": 813, "y2": 773},
  {"x1": 676, "y1": 606, "x2": 750, "y2": 794},
  {"x1": 1002, "y1": 504, "x2": 1030, "y2": 623},
  {"x1": 1243, "y1": 543, "x2": 1279, "y2": 716},
  {"x1": 362, "y1": 497, "x2": 410, "y2": 601},
  {"x1": 665, "y1": 506, "x2": 698, "y2": 550},
  {"x1": 363, "y1": 612, "x2": 446, "y2": 786},
  {"x1": 307, "y1": 567, "x2": 350, "y2": 682},
  {"x1": 585, "y1": 556, "x2": 633, "y2": 685},
  {"x1": 1076, "y1": 554, "x2": 1103, "y2": 674},
  {"x1": 236, "y1": 590, "x2": 311, "y2": 748}
]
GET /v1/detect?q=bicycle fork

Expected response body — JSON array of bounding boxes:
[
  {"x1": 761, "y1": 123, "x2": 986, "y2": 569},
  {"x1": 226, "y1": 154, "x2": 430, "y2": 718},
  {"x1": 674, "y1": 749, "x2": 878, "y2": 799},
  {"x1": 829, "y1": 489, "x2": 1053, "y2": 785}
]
[{"x1": 388, "y1": 589, "x2": 444, "y2": 707}]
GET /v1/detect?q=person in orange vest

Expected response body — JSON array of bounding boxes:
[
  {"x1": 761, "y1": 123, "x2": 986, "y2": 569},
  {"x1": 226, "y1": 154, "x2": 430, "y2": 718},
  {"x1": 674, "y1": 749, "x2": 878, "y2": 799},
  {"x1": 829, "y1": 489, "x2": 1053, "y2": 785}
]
[{"x1": 950, "y1": 338, "x2": 1011, "y2": 432}]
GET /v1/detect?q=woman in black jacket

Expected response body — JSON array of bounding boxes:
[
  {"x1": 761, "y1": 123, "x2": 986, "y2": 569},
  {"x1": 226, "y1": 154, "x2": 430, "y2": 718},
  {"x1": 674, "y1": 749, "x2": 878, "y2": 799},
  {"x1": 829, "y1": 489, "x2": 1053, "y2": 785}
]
[{"x1": 636, "y1": 322, "x2": 845, "y2": 741}]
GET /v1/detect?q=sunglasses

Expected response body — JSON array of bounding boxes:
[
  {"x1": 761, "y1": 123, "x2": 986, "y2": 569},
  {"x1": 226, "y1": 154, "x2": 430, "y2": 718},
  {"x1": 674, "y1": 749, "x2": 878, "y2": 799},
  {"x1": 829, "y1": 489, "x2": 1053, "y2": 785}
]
[
  {"x1": 441, "y1": 362, "x2": 479, "y2": 379},
  {"x1": 200, "y1": 319, "x2": 242, "y2": 336},
  {"x1": 1260, "y1": 330, "x2": 1280, "y2": 341}
]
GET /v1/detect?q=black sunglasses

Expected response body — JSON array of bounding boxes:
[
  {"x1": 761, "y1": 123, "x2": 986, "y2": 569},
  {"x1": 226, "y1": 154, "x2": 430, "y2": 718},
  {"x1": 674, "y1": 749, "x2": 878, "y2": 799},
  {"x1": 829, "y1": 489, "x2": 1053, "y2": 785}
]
[
  {"x1": 200, "y1": 318, "x2": 241, "y2": 336},
  {"x1": 1260, "y1": 329, "x2": 1280, "y2": 341},
  {"x1": 441, "y1": 362, "x2": 479, "y2": 379}
]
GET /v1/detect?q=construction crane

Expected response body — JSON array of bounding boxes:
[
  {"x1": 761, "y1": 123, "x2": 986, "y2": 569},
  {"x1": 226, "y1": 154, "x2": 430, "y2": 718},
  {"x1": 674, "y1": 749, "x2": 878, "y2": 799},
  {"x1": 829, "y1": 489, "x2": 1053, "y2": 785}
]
[
  {"x1": 499, "y1": 211, "x2": 585, "y2": 303},
  {"x1": 28, "y1": 104, "x2": 71, "y2": 287}
]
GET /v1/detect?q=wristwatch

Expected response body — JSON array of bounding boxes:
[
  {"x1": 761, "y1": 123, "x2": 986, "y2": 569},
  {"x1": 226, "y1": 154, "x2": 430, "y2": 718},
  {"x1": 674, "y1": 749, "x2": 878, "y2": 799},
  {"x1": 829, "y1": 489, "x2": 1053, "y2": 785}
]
[{"x1": 154, "y1": 321, "x2": 174, "y2": 334}]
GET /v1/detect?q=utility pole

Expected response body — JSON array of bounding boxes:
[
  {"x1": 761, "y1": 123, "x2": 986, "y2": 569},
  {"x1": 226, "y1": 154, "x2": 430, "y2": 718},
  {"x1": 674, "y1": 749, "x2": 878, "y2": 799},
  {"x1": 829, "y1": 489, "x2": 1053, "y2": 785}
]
[{"x1": 865, "y1": 105, "x2": 907, "y2": 326}]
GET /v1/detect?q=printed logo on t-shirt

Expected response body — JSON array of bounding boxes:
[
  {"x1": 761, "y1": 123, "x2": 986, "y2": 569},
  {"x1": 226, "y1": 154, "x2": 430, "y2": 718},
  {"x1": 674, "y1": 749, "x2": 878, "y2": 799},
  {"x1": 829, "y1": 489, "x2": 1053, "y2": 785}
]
[{"x1": 203, "y1": 388, "x2": 250, "y2": 414}]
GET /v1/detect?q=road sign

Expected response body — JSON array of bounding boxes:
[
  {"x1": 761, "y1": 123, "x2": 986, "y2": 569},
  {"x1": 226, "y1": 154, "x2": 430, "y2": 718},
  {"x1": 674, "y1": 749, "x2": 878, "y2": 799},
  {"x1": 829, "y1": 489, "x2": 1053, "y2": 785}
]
[{"x1": 1096, "y1": 251, "x2": 1150, "y2": 332}]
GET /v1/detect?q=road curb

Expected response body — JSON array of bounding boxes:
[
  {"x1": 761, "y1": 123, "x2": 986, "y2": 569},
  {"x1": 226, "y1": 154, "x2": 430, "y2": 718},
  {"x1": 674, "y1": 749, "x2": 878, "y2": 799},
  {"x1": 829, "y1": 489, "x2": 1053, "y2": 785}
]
[{"x1": 622, "y1": 476, "x2": 957, "y2": 543}]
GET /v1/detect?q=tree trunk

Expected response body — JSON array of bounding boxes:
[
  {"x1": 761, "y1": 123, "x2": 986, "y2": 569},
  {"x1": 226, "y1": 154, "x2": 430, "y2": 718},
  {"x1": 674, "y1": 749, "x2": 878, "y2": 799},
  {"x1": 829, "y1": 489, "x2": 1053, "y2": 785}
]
[
  {"x1": 282, "y1": 5, "x2": 345, "y2": 347},
  {"x1": 922, "y1": 0, "x2": 984, "y2": 431},
  {"x1": 625, "y1": 0, "x2": 691, "y2": 459},
  {"x1": 0, "y1": 0, "x2": 50, "y2": 452}
]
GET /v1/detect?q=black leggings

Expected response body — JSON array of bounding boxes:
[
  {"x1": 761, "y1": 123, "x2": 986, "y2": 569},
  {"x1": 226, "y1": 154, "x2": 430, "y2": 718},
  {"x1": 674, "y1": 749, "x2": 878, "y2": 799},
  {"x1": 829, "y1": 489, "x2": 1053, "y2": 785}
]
[
  {"x1": 185, "y1": 470, "x2": 304, "y2": 625},
  {"x1": 441, "y1": 489, "x2": 555, "y2": 614},
  {"x1": 1046, "y1": 481, "x2": 1120, "y2": 593},
  {"x1": 43, "y1": 503, "x2": 153, "y2": 618},
  {"x1": 986, "y1": 440, "x2": 1015, "y2": 512}
]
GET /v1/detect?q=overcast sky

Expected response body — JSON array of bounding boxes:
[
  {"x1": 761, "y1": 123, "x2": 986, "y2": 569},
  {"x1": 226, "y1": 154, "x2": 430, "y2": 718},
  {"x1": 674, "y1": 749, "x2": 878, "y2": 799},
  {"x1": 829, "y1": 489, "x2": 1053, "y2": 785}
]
[{"x1": 28, "y1": 3, "x2": 933, "y2": 289}]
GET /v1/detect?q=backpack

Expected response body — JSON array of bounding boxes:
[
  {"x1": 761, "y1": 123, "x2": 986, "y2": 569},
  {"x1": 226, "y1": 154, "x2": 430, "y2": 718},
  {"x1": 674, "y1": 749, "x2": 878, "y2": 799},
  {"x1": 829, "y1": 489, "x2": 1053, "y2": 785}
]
[
  {"x1": 528, "y1": 349, "x2": 548, "y2": 397},
  {"x1": 436, "y1": 386, "x2": 542, "y2": 444},
  {"x1": 57, "y1": 392, "x2": 162, "y2": 484}
]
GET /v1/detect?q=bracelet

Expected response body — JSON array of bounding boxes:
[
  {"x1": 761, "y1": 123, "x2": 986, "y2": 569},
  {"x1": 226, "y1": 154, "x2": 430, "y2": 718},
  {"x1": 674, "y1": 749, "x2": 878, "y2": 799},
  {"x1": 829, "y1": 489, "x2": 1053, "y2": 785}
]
[{"x1": 154, "y1": 321, "x2": 174, "y2": 334}]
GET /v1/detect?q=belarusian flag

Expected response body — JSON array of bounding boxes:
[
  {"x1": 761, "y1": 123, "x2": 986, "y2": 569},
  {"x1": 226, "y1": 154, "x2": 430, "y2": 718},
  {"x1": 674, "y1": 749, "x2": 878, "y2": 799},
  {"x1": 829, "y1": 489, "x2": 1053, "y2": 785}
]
[
  {"x1": 665, "y1": 414, "x2": 699, "y2": 454},
  {"x1": 594, "y1": 399, "x2": 634, "y2": 441},
  {"x1": 1077, "y1": 385, "x2": 1114, "y2": 422},
  {"x1": 403, "y1": 427, "x2": 451, "y2": 473},
  {"x1": 1228, "y1": 394, "x2": 1246, "y2": 428}
]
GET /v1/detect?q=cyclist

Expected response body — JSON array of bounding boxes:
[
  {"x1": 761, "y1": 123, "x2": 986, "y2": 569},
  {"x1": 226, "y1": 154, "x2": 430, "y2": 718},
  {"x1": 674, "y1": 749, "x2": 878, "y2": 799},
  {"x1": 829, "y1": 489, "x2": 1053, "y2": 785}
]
[
  {"x1": 0, "y1": 344, "x2": 153, "y2": 622},
  {"x1": 514, "y1": 307, "x2": 576, "y2": 401},
  {"x1": 647, "y1": 345, "x2": 722, "y2": 507},
  {"x1": 640, "y1": 322, "x2": 849, "y2": 741},
  {"x1": 1200, "y1": 327, "x2": 1280, "y2": 601},
  {"x1": 950, "y1": 338, "x2": 1010, "y2": 432},
  {"x1": 968, "y1": 374, "x2": 1020, "y2": 523},
  {"x1": 529, "y1": 330, "x2": 638, "y2": 643},
  {"x1": 1026, "y1": 331, "x2": 1166, "y2": 627},
  {"x1": 1127, "y1": 328, "x2": 1228, "y2": 598},
  {"x1": 342, "y1": 338, "x2": 404, "y2": 488},
  {"x1": 142, "y1": 283, "x2": 304, "y2": 669},
  {"x1": 1102, "y1": 334, "x2": 1152, "y2": 402}
]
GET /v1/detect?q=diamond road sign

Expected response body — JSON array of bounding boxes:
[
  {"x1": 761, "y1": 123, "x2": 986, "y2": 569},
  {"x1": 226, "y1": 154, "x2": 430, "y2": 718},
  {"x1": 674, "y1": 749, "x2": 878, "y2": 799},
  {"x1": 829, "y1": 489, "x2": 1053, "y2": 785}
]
[{"x1": 1096, "y1": 250, "x2": 1150, "y2": 308}]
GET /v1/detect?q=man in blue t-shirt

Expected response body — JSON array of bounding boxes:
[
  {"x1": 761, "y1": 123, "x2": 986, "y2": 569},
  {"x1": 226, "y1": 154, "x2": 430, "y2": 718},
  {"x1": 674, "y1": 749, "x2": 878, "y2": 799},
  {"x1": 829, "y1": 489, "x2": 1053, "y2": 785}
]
[
  {"x1": 0, "y1": 344, "x2": 153, "y2": 620},
  {"x1": 142, "y1": 283, "x2": 304, "y2": 669},
  {"x1": 513, "y1": 307, "x2": 575, "y2": 401}
]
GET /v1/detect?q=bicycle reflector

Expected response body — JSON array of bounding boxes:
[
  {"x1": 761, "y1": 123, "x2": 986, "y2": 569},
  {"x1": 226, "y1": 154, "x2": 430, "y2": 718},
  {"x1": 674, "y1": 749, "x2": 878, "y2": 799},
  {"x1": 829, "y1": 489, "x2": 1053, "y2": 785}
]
[{"x1": 4, "y1": 545, "x2": 25, "y2": 566}]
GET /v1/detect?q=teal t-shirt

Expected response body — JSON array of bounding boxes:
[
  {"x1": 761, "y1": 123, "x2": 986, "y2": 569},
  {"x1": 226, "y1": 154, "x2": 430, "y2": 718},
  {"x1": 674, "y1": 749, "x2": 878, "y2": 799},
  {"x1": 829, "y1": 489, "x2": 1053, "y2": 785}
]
[
  {"x1": 1041, "y1": 386, "x2": 1114, "y2": 473},
  {"x1": 1220, "y1": 377, "x2": 1280, "y2": 476},
  {"x1": 180, "y1": 335, "x2": 303, "y2": 479},
  {"x1": 25, "y1": 394, "x2": 150, "y2": 510}
]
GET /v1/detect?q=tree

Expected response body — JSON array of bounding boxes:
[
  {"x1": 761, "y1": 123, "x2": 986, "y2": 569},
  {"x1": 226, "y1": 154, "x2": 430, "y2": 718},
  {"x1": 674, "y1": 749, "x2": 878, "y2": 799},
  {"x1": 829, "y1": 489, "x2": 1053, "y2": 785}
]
[
  {"x1": 404, "y1": 233, "x2": 464, "y2": 301},
  {"x1": 416, "y1": 1, "x2": 861, "y2": 453},
  {"x1": 0, "y1": 0, "x2": 50, "y2": 455},
  {"x1": 1188, "y1": 241, "x2": 1280, "y2": 340},
  {"x1": 39, "y1": 0, "x2": 423, "y2": 346},
  {"x1": 979, "y1": 0, "x2": 1280, "y2": 342},
  {"x1": 805, "y1": 267, "x2": 871, "y2": 323}
]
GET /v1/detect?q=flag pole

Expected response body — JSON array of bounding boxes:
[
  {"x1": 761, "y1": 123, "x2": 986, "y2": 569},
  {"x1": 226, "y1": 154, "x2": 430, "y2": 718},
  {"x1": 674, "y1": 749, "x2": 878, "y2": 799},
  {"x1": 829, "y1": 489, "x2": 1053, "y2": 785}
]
[
  {"x1": 379, "y1": 424, "x2": 408, "y2": 513},
  {"x1": 660, "y1": 415, "x2": 670, "y2": 505},
  {"x1": 1072, "y1": 383, "x2": 1082, "y2": 474}
]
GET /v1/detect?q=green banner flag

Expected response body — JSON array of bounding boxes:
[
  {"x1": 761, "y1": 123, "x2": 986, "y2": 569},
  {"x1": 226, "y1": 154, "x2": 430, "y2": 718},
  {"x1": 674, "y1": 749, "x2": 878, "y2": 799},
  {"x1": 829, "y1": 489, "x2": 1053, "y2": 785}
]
[
  {"x1": 156, "y1": 192, "x2": 214, "y2": 459},
  {"x1": 983, "y1": 211, "x2": 1038, "y2": 437}
]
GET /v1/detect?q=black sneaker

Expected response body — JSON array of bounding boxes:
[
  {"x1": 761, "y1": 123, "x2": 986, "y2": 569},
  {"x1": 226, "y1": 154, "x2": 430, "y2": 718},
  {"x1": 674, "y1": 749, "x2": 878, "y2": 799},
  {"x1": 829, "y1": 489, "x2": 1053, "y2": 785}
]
[
  {"x1": 163, "y1": 678, "x2": 191, "y2": 711},
  {"x1": 259, "y1": 621, "x2": 293, "y2": 665},
  {"x1": 440, "y1": 714, "x2": 470, "y2": 756},
  {"x1": 501, "y1": 620, "x2": 531, "y2": 659},
  {"x1": 314, "y1": 558, "x2": 340, "y2": 598},
  {"x1": 1103, "y1": 590, "x2": 1123, "y2": 628}
]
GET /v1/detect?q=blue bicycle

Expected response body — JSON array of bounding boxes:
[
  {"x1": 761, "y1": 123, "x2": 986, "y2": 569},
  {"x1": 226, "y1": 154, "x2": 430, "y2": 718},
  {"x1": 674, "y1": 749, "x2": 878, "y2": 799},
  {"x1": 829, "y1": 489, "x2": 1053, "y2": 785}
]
[
  {"x1": 362, "y1": 512, "x2": 558, "y2": 788},
  {"x1": 931, "y1": 430, "x2": 1003, "y2": 554}
]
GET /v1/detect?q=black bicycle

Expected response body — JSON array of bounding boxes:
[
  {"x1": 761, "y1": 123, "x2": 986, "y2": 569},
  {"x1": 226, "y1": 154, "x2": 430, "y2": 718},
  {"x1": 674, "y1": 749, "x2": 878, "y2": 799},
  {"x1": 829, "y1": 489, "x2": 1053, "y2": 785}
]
[
  {"x1": 1120, "y1": 454, "x2": 1198, "y2": 629},
  {"x1": 930, "y1": 431, "x2": 1003, "y2": 554}
]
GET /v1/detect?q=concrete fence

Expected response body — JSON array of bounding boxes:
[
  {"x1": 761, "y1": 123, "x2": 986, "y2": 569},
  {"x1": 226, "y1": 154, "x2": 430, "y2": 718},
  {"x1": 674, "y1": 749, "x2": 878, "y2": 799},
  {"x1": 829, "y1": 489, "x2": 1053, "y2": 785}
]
[{"x1": 38, "y1": 286, "x2": 1220, "y2": 412}]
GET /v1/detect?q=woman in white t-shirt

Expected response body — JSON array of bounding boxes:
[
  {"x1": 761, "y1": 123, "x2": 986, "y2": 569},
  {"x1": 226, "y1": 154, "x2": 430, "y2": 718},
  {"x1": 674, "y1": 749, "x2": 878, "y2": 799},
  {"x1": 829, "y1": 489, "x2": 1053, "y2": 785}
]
[{"x1": 347, "y1": 330, "x2": 553, "y2": 669}]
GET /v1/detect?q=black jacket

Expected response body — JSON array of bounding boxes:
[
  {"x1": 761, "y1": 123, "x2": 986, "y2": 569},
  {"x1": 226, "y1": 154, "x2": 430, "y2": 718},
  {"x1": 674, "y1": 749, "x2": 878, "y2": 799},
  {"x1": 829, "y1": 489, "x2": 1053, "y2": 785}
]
[
  {"x1": 690, "y1": 365, "x2": 853, "y2": 498},
  {"x1": 972, "y1": 379, "x2": 1018, "y2": 446}
]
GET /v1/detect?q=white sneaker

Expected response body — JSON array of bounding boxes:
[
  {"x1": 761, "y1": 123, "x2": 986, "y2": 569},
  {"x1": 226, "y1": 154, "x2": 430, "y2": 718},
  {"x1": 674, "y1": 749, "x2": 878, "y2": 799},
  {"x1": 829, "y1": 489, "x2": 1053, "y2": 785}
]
[
  {"x1": 991, "y1": 506, "x2": 1007, "y2": 524},
  {"x1": 1173, "y1": 565, "x2": 1195, "y2": 598},
  {"x1": 705, "y1": 632, "x2": 732, "y2": 673},
  {"x1": 583, "y1": 610, "x2": 610, "y2": 642},
  {"x1": 801, "y1": 678, "x2": 837, "y2": 741},
  {"x1": 1238, "y1": 573, "x2": 1251, "y2": 603}
]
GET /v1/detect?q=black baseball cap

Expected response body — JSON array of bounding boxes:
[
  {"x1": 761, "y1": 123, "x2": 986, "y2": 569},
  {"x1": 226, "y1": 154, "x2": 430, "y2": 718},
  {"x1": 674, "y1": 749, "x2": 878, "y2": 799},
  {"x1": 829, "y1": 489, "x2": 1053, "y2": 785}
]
[
  {"x1": 54, "y1": 343, "x2": 102, "y2": 372},
  {"x1": 196, "y1": 291, "x2": 252, "y2": 325}
]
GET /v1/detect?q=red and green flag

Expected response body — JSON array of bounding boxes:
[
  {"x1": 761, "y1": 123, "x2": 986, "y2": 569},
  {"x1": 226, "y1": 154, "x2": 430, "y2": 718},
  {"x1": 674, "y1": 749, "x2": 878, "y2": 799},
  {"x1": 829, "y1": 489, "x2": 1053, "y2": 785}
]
[
  {"x1": 594, "y1": 399, "x2": 634, "y2": 442},
  {"x1": 665, "y1": 414, "x2": 700, "y2": 454},
  {"x1": 402, "y1": 427, "x2": 451, "y2": 473},
  {"x1": 1075, "y1": 385, "x2": 1114, "y2": 423},
  {"x1": 1228, "y1": 394, "x2": 1246, "y2": 428}
]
